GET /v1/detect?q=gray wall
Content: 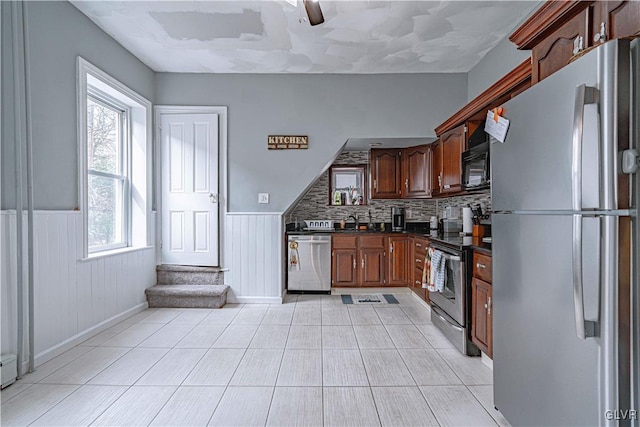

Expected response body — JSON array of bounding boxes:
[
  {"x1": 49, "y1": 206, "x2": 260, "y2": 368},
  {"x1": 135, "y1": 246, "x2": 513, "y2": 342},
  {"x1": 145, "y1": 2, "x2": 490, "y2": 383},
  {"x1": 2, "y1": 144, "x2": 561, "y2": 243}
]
[
  {"x1": 466, "y1": 1, "x2": 541, "y2": 101},
  {"x1": 466, "y1": 36, "x2": 531, "y2": 102},
  {"x1": 1, "y1": 1, "x2": 155, "y2": 210},
  {"x1": 156, "y1": 72, "x2": 467, "y2": 212}
]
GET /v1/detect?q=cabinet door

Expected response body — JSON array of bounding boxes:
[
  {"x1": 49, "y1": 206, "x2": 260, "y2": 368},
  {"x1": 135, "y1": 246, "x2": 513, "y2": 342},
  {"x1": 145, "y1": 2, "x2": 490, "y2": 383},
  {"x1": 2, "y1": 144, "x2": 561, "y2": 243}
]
[
  {"x1": 360, "y1": 248, "x2": 386, "y2": 286},
  {"x1": 403, "y1": 145, "x2": 432, "y2": 198},
  {"x1": 332, "y1": 249, "x2": 358, "y2": 287},
  {"x1": 592, "y1": 1, "x2": 640, "y2": 42},
  {"x1": 431, "y1": 141, "x2": 441, "y2": 197},
  {"x1": 531, "y1": 9, "x2": 588, "y2": 84},
  {"x1": 440, "y1": 124, "x2": 466, "y2": 194},
  {"x1": 387, "y1": 236, "x2": 410, "y2": 286},
  {"x1": 370, "y1": 149, "x2": 402, "y2": 199},
  {"x1": 471, "y1": 277, "x2": 493, "y2": 357}
]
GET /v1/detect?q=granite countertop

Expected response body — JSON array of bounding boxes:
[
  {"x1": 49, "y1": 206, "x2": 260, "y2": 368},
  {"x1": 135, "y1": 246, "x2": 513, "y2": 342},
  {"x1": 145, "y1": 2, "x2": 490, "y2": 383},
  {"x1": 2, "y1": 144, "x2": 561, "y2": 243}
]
[{"x1": 286, "y1": 223, "x2": 492, "y2": 252}]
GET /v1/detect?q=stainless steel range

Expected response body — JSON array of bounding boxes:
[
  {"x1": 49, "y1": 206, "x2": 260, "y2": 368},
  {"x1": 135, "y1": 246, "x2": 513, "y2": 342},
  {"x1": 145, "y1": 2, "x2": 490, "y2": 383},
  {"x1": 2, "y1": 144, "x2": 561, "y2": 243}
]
[{"x1": 428, "y1": 240, "x2": 480, "y2": 356}]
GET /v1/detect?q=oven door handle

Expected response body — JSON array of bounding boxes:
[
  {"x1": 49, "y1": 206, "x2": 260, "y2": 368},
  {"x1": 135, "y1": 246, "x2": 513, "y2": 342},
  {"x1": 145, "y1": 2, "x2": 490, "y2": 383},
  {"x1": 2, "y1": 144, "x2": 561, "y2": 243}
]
[{"x1": 428, "y1": 246, "x2": 461, "y2": 261}]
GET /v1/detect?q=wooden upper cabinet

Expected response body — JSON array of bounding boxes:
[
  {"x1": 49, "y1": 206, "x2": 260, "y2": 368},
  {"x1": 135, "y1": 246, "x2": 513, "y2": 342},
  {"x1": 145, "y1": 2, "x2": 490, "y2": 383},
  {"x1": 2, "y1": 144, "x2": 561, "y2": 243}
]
[
  {"x1": 531, "y1": 8, "x2": 589, "y2": 83},
  {"x1": 592, "y1": 1, "x2": 640, "y2": 41},
  {"x1": 403, "y1": 145, "x2": 432, "y2": 198},
  {"x1": 370, "y1": 149, "x2": 402, "y2": 199},
  {"x1": 511, "y1": 1, "x2": 640, "y2": 85},
  {"x1": 430, "y1": 140, "x2": 442, "y2": 197},
  {"x1": 439, "y1": 124, "x2": 467, "y2": 194}
]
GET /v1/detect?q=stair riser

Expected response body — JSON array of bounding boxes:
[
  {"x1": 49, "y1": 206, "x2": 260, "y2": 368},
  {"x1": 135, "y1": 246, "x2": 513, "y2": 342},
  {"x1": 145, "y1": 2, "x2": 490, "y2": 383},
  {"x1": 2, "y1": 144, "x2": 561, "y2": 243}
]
[
  {"x1": 157, "y1": 271, "x2": 224, "y2": 286},
  {"x1": 147, "y1": 293, "x2": 227, "y2": 309}
]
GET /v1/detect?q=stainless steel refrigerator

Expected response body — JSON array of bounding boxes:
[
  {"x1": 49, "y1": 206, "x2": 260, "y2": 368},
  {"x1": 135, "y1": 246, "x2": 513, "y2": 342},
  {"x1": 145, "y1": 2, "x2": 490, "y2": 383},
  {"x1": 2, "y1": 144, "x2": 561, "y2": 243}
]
[{"x1": 492, "y1": 39, "x2": 639, "y2": 426}]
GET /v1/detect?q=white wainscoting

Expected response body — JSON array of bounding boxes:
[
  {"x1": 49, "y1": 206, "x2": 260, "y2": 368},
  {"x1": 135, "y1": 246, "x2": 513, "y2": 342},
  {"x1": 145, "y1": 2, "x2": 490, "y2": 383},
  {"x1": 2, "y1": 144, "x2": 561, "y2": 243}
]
[
  {"x1": 224, "y1": 213, "x2": 284, "y2": 303},
  {"x1": 0, "y1": 210, "x2": 156, "y2": 367}
]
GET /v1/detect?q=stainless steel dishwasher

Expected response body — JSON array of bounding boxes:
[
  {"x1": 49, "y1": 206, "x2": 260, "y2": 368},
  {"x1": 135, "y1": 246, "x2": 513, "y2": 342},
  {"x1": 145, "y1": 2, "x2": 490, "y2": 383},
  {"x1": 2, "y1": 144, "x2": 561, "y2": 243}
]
[{"x1": 287, "y1": 234, "x2": 331, "y2": 293}]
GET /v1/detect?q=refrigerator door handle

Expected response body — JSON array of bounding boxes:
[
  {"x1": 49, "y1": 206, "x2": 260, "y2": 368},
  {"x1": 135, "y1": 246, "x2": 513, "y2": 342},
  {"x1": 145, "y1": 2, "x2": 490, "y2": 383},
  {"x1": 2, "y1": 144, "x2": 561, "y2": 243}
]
[
  {"x1": 572, "y1": 214, "x2": 598, "y2": 339},
  {"x1": 571, "y1": 84, "x2": 599, "y2": 212}
]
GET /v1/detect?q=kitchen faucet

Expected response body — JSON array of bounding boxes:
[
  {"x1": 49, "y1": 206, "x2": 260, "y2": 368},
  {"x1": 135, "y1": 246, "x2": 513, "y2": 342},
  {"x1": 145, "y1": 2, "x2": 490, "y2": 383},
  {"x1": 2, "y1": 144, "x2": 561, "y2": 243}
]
[{"x1": 348, "y1": 214, "x2": 359, "y2": 229}]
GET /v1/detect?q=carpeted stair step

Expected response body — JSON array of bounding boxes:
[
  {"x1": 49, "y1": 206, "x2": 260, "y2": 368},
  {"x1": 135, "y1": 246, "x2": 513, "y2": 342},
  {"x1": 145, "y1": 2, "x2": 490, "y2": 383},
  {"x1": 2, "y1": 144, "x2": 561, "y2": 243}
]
[
  {"x1": 156, "y1": 264, "x2": 223, "y2": 286},
  {"x1": 145, "y1": 284, "x2": 229, "y2": 309}
]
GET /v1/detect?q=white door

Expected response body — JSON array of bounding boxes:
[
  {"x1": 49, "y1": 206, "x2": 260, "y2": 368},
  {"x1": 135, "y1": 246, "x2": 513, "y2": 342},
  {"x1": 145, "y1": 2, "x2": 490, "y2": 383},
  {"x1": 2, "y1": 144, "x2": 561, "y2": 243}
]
[{"x1": 161, "y1": 113, "x2": 219, "y2": 266}]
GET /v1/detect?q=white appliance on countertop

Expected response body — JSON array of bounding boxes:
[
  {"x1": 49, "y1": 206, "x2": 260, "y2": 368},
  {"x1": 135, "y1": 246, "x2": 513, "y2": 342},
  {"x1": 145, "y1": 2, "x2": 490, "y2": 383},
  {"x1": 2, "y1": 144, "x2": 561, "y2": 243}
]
[
  {"x1": 287, "y1": 234, "x2": 331, "y2": 293},
  {"x1": 492, "y1": 39, "x2": 638, "y2": 426},
  {"x1": 304, "y1": 220, "x2": 333, "y2": 231}
]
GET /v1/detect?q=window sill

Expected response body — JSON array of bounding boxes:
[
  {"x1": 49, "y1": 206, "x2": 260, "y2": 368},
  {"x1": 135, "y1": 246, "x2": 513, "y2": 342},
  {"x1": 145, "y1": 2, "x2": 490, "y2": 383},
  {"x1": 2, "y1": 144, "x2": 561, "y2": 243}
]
[{"x1": 81, "y1": 245, "x2": 154, "y2": 262}]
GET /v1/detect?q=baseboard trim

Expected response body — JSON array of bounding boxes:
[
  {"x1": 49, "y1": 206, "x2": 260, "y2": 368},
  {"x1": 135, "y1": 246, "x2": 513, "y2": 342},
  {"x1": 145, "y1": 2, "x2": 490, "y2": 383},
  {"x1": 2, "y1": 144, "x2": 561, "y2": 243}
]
[
  {"x1": 481, "y1": 352, "x2": 493, "y2": 369},
  {"x1": 411, "y1": 291, "x2": 432, "y2": 311},
  {"x1": 228, "y1": 296, "x2": 283, "y2": 304},
  {"x1": 27, "y1": 302, "x2": 148, "y2": 371}
]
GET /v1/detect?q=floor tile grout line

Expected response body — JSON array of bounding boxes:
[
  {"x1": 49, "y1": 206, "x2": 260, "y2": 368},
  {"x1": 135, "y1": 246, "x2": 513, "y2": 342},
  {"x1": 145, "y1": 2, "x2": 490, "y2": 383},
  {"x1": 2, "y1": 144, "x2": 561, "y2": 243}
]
[
  {"x1": 263, "y1": 317, "x2": 292, "y2": 424},
  {"x1": 465, "y1": 384, "x2": 502, "y2": 426}
]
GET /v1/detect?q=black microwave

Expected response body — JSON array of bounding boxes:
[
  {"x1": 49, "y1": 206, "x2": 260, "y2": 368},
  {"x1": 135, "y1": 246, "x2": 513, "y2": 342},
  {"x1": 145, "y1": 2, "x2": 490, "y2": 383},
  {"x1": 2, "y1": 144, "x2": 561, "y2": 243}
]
[{"x1": 461, "y1": 141, "x2": 490, "y2": 190}]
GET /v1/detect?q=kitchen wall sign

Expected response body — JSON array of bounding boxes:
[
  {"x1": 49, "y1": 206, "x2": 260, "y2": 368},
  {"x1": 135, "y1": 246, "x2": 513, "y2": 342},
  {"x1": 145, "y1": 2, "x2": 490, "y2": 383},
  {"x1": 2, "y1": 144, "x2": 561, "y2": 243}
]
[{"x1": 268, "y1": 135, "x2": 308, "y2": 149}]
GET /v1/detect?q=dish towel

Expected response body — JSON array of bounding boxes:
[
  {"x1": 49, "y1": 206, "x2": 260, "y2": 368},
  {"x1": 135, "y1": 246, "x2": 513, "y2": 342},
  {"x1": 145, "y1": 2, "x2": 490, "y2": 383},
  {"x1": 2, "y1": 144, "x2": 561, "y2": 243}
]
[
  {"x1": 421, "y1": 248, "x2": 432, "y2": 290},
  {"x1": 423, "y1": 248, "x2": 446, "y2": 292}
]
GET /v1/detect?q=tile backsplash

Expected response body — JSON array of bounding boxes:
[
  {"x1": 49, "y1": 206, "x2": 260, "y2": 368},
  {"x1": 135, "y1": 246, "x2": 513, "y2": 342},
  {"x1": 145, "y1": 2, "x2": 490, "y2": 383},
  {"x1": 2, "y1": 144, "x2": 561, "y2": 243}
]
[{"x1": 288, "y1": 150, "x2": 491, "y2": 223}]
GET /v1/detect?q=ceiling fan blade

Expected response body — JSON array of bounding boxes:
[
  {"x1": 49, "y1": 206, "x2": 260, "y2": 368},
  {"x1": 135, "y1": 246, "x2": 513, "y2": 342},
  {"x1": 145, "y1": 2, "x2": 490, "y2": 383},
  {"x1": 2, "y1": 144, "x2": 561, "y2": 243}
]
[{"x1": 303, "y1": 0, "x2": 324, "y2": 26}]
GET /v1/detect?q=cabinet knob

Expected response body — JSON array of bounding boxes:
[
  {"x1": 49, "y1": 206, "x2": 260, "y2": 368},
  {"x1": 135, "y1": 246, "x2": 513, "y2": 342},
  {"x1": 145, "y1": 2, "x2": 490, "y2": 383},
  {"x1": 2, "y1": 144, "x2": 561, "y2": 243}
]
[
  {"x1": 476, "y1": 263, "x2": 486, "y2": 269},
  {"x1": 353, "y1": 259, "x2": 356, "y2": 269},
  {"x1": 416, "y1": 243, "x2": 422, "y2": 248},
  {"x1": 487, "y1": 297, "x2": 492, "y2": 315},
  {"x1": 593, "y1": 21, "x2": 607, "y2": 43},
  {"x1": 415, "y1": 281, "x2": 421, "y2": 285},
  {"x1": 572, "y1": 35, "x2": 584, "y2": 55},
  {"x1": 416, "y1": 258, "x2": 422, "y2": 263},
  {"x1": 361, "y1": 259, "x2": 365, "y2": 269},
  {"x1": 405, "y1": 178, "x2": 409, "y2": 188}
]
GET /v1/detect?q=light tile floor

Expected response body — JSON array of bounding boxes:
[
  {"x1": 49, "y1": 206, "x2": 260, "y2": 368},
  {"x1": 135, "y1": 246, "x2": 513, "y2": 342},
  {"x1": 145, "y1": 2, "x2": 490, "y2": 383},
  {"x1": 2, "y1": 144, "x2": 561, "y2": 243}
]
[{"x1": 1, "y1": 293, "x2": 509, "y2": 426}]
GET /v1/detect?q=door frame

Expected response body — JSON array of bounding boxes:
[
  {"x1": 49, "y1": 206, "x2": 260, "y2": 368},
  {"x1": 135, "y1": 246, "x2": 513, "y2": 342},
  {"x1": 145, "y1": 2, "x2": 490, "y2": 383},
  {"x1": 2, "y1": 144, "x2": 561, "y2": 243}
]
[{"x1": 154, "y1": 106, "x2": 228, "y2": 268}]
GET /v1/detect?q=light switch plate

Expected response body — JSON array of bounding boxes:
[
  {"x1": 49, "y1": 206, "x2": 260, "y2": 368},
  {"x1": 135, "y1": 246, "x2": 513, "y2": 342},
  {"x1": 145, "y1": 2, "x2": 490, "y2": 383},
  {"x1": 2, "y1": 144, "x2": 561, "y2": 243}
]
[{"x1": 258, "y1": 193, "x2": 269, "y2": 204}]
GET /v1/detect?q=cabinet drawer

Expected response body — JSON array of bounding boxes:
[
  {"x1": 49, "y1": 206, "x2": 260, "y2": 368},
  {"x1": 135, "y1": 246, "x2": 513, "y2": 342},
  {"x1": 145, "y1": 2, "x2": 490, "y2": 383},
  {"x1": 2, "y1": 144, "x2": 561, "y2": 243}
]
[
  {"x1": 414, "y1": 238, "x2": 428, "y2": 257},
  {"x1": 360, "y1": 235, "x2": 385, "y2": 249},
  {"x1": 473, "y1": 252, "x2": 492, "y2": 283},
  {"x1": 332, "y1": 234, "x2": 358, "y2": 249}
]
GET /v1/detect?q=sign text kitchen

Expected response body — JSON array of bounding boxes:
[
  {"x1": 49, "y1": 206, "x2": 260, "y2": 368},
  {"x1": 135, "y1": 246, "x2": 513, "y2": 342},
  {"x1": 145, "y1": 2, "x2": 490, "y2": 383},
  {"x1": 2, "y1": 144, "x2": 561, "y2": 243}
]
[{"x1": 268, "y1": 135, "x2": 308, "y2": 150}]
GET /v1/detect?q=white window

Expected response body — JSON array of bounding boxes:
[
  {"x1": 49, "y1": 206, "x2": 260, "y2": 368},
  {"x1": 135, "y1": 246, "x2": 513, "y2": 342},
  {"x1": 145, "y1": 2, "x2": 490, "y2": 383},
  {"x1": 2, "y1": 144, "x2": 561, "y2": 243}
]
[
  {"x1": 87, "y1": 94, "x2": 129, "y2": 251},
  {"x1": 78, "y1": 58, "x2": 152, "y2": 257}
]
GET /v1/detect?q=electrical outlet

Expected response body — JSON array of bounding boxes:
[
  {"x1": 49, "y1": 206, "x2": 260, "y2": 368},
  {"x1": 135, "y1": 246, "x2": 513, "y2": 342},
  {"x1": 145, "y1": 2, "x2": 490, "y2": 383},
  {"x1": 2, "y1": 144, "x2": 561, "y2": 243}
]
[{"x1": 258, "y1": 193, "x2": 269, "y2": 204}]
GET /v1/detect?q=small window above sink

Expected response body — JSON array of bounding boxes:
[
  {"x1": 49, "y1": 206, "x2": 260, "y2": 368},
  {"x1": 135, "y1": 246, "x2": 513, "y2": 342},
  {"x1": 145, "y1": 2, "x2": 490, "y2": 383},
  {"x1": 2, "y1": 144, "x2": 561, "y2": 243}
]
[{"x1": 329, "y1": 165, "x2": 367, "y2": 206}]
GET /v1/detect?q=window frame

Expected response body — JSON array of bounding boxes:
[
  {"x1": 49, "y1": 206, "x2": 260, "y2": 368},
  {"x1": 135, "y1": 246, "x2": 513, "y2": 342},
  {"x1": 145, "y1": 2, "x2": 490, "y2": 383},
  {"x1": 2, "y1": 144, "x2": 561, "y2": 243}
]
[
  {"x1": 77, "y1": 57, "x2": 153, "y2": 259},
  {"x1": 86, "y1": 92, "x2": 131, "y2": 253}
]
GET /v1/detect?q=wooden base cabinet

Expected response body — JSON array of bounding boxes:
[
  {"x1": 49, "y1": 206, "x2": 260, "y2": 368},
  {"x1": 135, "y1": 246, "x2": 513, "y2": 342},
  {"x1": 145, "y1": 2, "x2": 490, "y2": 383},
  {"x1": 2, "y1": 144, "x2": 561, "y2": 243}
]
[
  {"x1": 410, "y1": 237, "x2": 429, "y2": 303},
  {"x1": 332, "y1": 234, "x2": 386, "y2": 287},
  {"x1": 471, "y1": 277, "x2": 492, "y2": 357},
  {"x1": 471, "y1": 252, "x2": 493, "y2": 358},
  {"x1": 360, "y1": 236, "x2": 386, "y2": 286},
  {"x1": 386, "y1": 235, "x2": 410, "y2": 286}
]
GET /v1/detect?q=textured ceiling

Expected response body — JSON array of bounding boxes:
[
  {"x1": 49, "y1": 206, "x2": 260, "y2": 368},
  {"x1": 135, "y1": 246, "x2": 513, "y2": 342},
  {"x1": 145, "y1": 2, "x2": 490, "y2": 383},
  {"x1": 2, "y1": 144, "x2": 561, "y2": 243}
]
[{"x1": 71, "y1": 0, "x2": 538, "y2": 74}]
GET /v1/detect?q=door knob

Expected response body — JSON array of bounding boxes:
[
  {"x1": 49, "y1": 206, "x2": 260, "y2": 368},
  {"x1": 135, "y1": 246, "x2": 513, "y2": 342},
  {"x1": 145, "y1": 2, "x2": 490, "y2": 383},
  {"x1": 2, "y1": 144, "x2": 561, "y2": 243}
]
[{"x1": 209, "y1": 193, "x2": 218, "y2": 203}]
